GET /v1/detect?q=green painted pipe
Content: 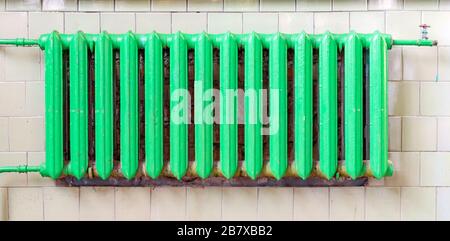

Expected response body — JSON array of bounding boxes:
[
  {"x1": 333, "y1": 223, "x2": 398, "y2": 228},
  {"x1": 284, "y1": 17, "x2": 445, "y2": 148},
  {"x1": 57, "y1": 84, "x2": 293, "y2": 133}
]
[
  {"x1": 0, "y1": 38, "x2": 39, "y2": 46},
  {"x1": 393, "y1": 39, "x2": 437, "y2": 46},
  {"x1": 370, "y1": 33, "x2": 390, "y2": 179}
]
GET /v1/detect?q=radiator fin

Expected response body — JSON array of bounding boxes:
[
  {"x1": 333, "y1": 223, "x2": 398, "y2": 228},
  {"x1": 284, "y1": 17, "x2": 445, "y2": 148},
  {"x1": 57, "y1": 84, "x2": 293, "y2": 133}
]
[
  {"x1": 318, "y1": 32, "x2": 338, "y2": 180},
  {"x1": 169, "y1": 32, "x2": 189, "y2": 180},
  {"x1": 244, "y1": 32, "x2": 263, "y2": 180},
  {"x1": 94, "y1": 32, "x2": 114, "y2": 180},
  {"x1": 144, "y1": 33, "x2": 164, "y2": 179},
  {"x1": 369, "y1": 33, "x2": 390, "y2": 179},
  {"x1": 43, "y1": 31, "x2": 64, "y2": 179},
  {"x1": 219, "y1": 33, "x2": 239, "y2": 179},
  {"x1": 194, "y1": 33, "x2": 214, "y2": 179},
  {"x1": 120, "y1": 32, "x2": 139, "y2": 179},
  {"x1": 269, "y1": 34, "x2": 288, "y2": 180},
  {"x1": 68, "y1": 31, "x2": 89, "y2": 180},
  {"x1": 344, "y1": 32, "x2": 365, "y2": 179},
  {"x1": 294, "y1": 32, "x2": 313, "y2": 179}
]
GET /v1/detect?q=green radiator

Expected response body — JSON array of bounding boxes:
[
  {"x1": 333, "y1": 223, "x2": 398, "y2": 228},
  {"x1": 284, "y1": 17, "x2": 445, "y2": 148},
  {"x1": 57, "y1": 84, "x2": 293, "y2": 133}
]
[{"x1": 0, "y1": 31, "x2": 436, "y2": 182}]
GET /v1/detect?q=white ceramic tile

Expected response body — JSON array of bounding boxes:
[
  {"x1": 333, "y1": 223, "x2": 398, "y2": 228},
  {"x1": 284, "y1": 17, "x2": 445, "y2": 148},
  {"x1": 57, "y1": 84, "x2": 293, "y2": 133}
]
[
  {"x1": 297, "y1": 0, "x2": 331, "y2": 11},
  {"x1": 208, "y1": 13, "x2": 243, "y2": 34},
  {"x1": 401, "y1": 187, "x2": 436, "y2": 221},
  {"x1": 403, "y1": 47, "x2": 438, "y2": 81},
  {"x1": 2, "y1": 47, "x2": 41, "y2": 82},
  {"x1": 258, "y1": 187, "x2": 293, "y2": 220},
  {"x1": 420, "y1": 152, "x2": 450, "y2": 186},
  {"x1": 386, "y1": 11, "x2": 421, "y2": 40},
  {"x1": 115, "y1": 187, "x2": 151, "y2": 220},
  {"x1": 0, "y1": 188, "x2": 7, "y2": 220},
  {"x1": 115, "y1": 0, "x2": 150, "y2": 11},
  {"x1": 368, "y1": 0, "x2": 404, "y2": 10},
  {"x1": 437, "y1": 187, "x2": 450, "y2": 220},
  {"x1": 150, "y1": 187, "x2": 186, "y2": 220},
  {"x1": 243, "y1": 13, "x2": 278, "y2": 34},
  {"x1": 43, "y1": 187, "x2": 79, "y2": 221},
  {"x1": 293, "y1": 187, "x2": 329, "y2": 220},
  {"x1": 6, "y1": 0, "x2": 41, "y2": 11},
  {"x1": 0, "y1": 12, "x2": 28, "y2": 39},
  {"x1": 421, "y1": 83, "x2": 450, "y2": 115},
  {"x1": 439, "y1": 47, "x2": 450, "y2": 81},
  {"x1": 24, "y1": 82, "x2": 44, "y2": 116},
  {"x1": 65, "y1": 13, "x2": 100, "y2": 34},
  {"x1": 314, "y1": 12, "x2": 349, "y2": 34},
  {"x1": 152, "y1": 0, "x2": 186, "y2": 11},
  {"x1": 440, "y1": 0, "x2": 450, "y2": 10},
  {"x1": 187, "y1": 187, "x2": 222, "y2": 221},
  {"x1": 365, "y1": 187, "x2": 400, "y2": 220},
  {"x1": 404, "y1": 0, "x2": 438, "y2": 10},
  {"x1": 8, "y1": 188, "x2": 43, "y2": 220},
  {"x1": 136, "y1": 13, "x2": 171, "y2": 33},
  {"x1": 0, "y1": 119, "x2": 7, "y2": 151},
  {"x1": 279, "y1": 13, "x2": 314, "y2": 33},
  {"x1": 0, "y1": 83, "x2": 25, "y2": 116},
  {"x1": 260, "y1": 0, "x2": 295, "y2": 11},
  {"x1": 402, "y1": 117, "x2": 437, "y2": 152},
  {"x1": 350, "y1": 11, "x2": 384, "y2": 33},
  {"x1": 438, "y1": 118, "x2": 450, "y2": 151},
  {"x1": 101, "y1": 13, "x2": 136, "y2": 33},
  {"x1": 9, "y1": 117, "x2": 44, "y2": 152},
  {"x1": 388, "y1": 81, "x2": 420, "y2": 116},
  {"x1": 224, "y1": 0, "x2": 259, "y2": 11},
  {"x1": 172, "y1": 13, "x2": 207, "y2": 33},
  {"x1": 222, "y1": 187, "x2": 257, "y2": 220},
  {"x1": 29, "y1": 12, "x2": 64, "y2": 39},
  {"x1": 330, "y1": 187, "x2": 364, "y2": 221},
  {"x1": 80, "y1": 187, "x2": 115, "y2": 221}
]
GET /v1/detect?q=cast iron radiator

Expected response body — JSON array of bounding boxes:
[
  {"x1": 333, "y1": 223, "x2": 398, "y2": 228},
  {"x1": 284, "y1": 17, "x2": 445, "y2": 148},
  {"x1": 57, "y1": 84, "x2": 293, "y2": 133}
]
[{"x1": 0, "y1": 31, "x2": 437, "y2": 186}]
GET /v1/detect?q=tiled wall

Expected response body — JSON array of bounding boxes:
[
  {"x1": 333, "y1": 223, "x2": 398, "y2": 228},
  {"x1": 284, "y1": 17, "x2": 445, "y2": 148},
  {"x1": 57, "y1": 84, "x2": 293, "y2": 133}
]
[{"x1": 0, "y1": 0, "x2": 449, "y2": 221}]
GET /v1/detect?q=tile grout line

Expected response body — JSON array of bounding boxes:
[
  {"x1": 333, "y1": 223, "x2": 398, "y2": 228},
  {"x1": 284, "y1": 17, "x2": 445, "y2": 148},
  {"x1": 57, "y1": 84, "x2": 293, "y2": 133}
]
[
  {"x1": 292, "y1": 187, "x2": 296, "y2": 220},
  {"x1": 435, "y1": 186, "x2": 438, "y2": 220},
  {"x1": 41, "y1": 187, "x2": 44, "y2": 220},
  {"x1": 327, "y1": 187, "x2": 331, "y2": 220},
  {"x1": 78, "y1": 187, "x2": 80, "y2": 221}
]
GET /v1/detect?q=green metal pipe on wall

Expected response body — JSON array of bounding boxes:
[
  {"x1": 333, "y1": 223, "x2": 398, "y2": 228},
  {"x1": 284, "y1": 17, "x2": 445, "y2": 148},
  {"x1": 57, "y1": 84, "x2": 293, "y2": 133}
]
[{"x1": 0, "y1": 31, "x2": 436, "y2": 182}]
